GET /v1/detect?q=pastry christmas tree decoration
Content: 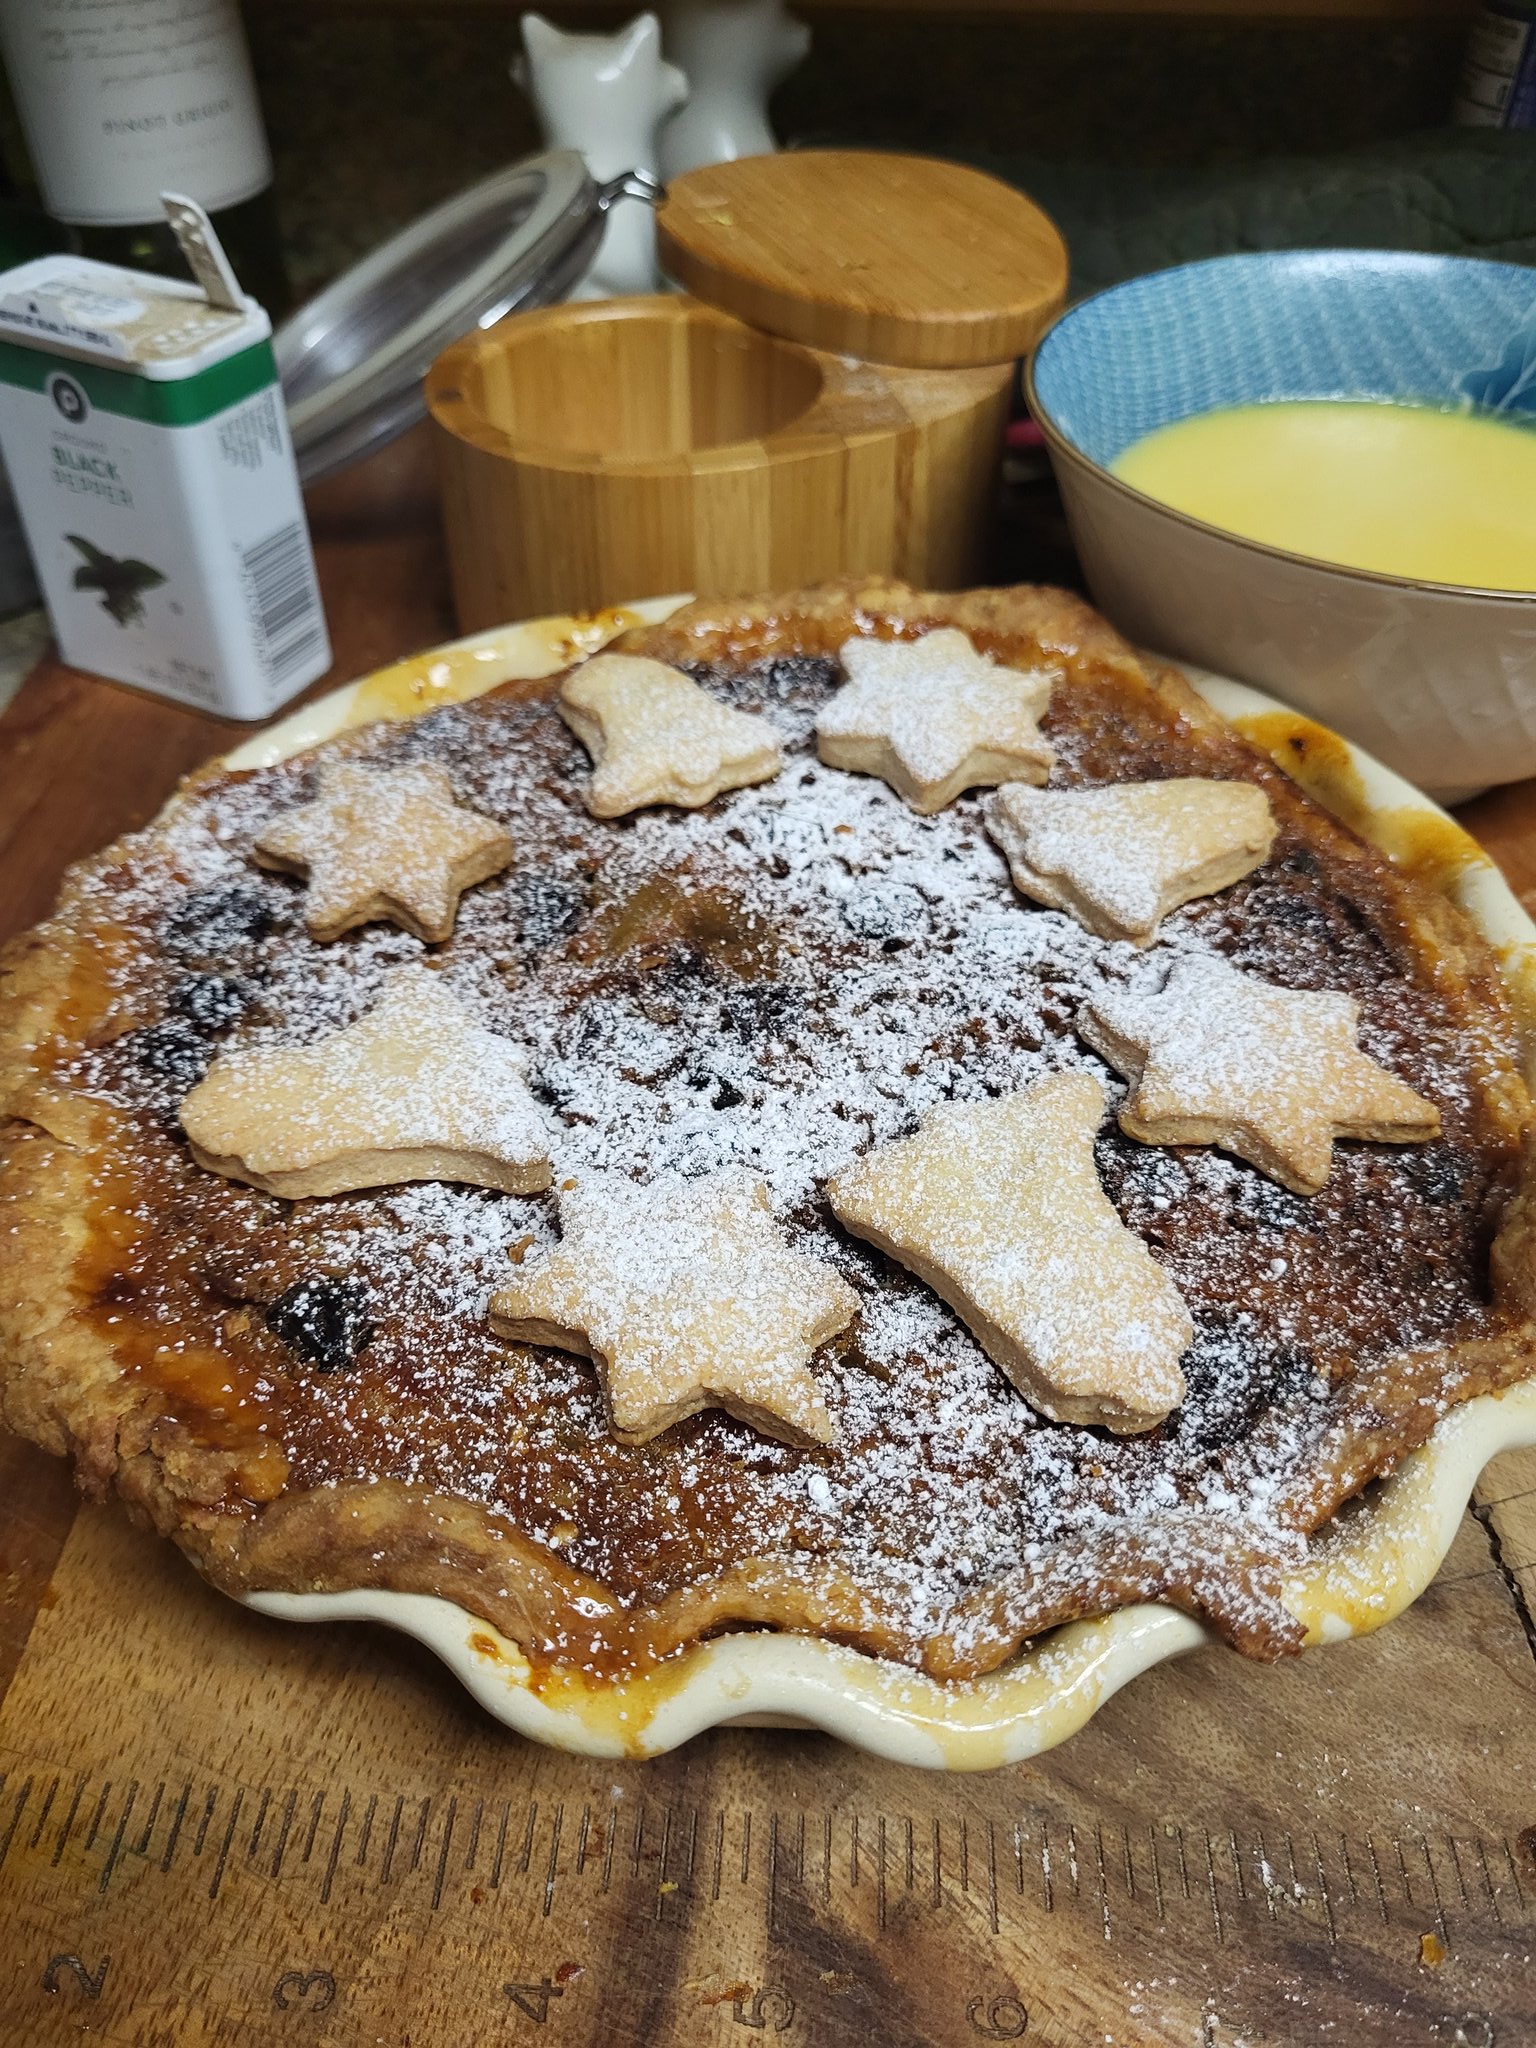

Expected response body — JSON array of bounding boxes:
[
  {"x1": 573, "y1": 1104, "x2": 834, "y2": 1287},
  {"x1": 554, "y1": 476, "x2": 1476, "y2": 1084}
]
[
  {"x1": 986, "y1": 777, "x2": 1277, "y2": 945},
  {"x1": 827, "y1": 1072, "x2": 1192, "y2": 1432},
  {"x1": 1080, "y1": 955, "x2": 1441, "y2": 1196},
  {"x1": 814, "y1": 628, "x2": 1055, "y2": 814},
  {"x1": 180, "y1": 966, "x2": 553, "y2": 1198},
  {"x1": 254, "y1": 762, "x2": 513, "y2": 943},
  {"x1": 488, "y1": 1169, "x2": 858, "y2": 1446},
  {"x1": 558, "y1": 653, "x2": 784, "y2": 816}
]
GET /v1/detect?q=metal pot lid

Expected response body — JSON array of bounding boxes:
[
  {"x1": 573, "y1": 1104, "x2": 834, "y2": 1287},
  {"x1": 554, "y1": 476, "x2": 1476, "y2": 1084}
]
[{"x1": 276, "y1": 150, "x2": 659, "y2": 484}]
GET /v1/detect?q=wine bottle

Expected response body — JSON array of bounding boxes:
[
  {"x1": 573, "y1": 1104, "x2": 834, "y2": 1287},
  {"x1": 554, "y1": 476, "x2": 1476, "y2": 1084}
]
[{"x1": 0, "y1": 0, "x2": 289, "y2": 313}]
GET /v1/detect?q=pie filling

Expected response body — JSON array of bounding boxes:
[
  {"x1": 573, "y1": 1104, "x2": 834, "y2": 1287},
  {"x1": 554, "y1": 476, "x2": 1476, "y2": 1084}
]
[{"x1": 3, "y1": 594, "x2": 1531, "y2": 1684}]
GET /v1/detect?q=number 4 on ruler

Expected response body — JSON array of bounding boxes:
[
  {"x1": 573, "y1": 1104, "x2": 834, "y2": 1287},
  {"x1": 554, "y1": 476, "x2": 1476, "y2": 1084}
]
[{"x1": 504, "y1": 1978, "x2": 564, "y2": 2023}]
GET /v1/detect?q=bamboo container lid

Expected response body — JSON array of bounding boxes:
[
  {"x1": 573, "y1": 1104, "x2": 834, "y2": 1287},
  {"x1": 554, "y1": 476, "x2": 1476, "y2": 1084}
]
[{"x1": 656, "y1": 150, "x2": 1069, "y2": 370}]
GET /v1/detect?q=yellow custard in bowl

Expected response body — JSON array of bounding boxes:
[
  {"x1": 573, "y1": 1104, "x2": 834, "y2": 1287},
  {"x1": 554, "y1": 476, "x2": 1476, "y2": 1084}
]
[{"x1": 1112, "y1": 401, "x2": 1536, "y2": 592}]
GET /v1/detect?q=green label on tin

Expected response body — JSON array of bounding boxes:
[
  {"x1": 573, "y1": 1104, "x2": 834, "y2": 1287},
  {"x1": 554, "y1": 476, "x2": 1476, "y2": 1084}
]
[{"x1": 0, "y1": 336, "x2": 277, "y2": 427}]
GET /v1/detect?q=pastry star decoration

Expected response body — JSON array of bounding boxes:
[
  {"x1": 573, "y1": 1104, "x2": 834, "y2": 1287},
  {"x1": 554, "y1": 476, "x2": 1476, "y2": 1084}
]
[
  {"x1": 558, "y1": 653, "x2": 783, "y2": 817},
  {"x1": 1080, "y1": 955, "x2": 1440, "y2": 1196},
  {"x1": 814, "y1": 629, "x2": 1056, "y2": 814},
  {"x1": 828, "y1": 1072, "x2": 1192, "y2": 1433},
  {"x1": 254, "y1": 761, "x2": 513, "y2": 942},
  {"x1": 488, "y1": 1169, "x2": 858, "y2": 1446},
  {"x1": 986, "y1": 777, "x2": 1277, "y2": 945},
  {"x1": 180, "y1": 965, "x2": 553, "y2": 1198}
]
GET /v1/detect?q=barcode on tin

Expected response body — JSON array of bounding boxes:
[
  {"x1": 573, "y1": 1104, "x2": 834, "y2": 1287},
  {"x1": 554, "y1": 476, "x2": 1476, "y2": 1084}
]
[{"x1": 240, "y1": 519, "x2": 326, "y2": 684}]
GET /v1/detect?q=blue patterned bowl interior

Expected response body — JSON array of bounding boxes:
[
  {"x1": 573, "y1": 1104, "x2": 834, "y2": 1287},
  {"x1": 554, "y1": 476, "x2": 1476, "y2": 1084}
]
[{"x1": 1030, "y1": 250, "x2": 1536, "y2": 473}]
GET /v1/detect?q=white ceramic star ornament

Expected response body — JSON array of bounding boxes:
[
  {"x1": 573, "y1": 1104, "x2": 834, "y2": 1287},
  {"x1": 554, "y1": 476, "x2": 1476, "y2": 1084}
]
[
  {"x1": 180, "y1": 966, "x2": 553, "y2": 1197},
  {"x1": 488, "y1": 1168, "x2": 858, "y2": 1446},
  {"x1": 558, "y1": 653, "x2": 783, "y2": 817},
  {"x1": 254, "y1": 762, "x2": 513, "y2": 942},
  {"x1": 814, "y1": 629, "x2": 1056, "y2": 814},
  {"x1": 1079, "y1": 955, "x2": 1440, "y2": 1196},
  {"x1": 828, "y1": 1072, "x2": 1193, "y2": 1433},
  {"x1": 986, "y1": 777, "x2": 1277, "y2": 945}
]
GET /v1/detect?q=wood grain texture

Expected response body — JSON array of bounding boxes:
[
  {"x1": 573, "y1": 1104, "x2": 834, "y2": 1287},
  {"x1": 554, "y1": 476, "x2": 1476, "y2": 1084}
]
[
  {"x1": 429, "y1": 295, "x2": 1013, "y2": 628},
  {"x1": 658, "y1": 153, "x2": 1068, "y2": 370},
  {"x1": 2, "y1": 430, "x2": 1536, "y2": 2044}
]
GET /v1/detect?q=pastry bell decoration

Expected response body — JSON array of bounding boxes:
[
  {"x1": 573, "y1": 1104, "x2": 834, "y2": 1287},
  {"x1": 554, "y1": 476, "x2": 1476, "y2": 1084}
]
[
  {"x1": 180, "y1": 965, "x2": 553, "y2": 1198},
  {"x1": 814, "y1": 628, "x2": 1055, "y2": 814},
  {"x1": 488, "y1": 1168, "x2": 858, "y2": 1446},
  {"x1": 558, "y1": 653, "x2": 783, "y2": 817},
  {"x1": 827, "y1": 1071, "x2": 1193, "y2": 1433},
  {"x1": 1079, "y1": 954, "x2": 1441, "y2": 1196},
  {"x1": 253, "y1": 761, "x2": 513, "y2": 943},
  {"x1": 986, "y1": 776, "x2": 1276, "y2": 945}
]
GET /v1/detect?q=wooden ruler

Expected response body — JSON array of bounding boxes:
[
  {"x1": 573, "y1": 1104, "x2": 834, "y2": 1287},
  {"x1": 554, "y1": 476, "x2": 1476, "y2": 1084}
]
[{"x1": 1, "y1": 1755, "x2": 1528, "y2": 2047}]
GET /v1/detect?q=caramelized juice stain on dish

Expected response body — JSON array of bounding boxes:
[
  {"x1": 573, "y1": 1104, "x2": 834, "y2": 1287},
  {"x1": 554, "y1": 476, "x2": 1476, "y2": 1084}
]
[
  {"x1": 1236, "y1": 712, "x2": 1374, "y2": 840},
  {"x1": 347, "y1": 609, "x2": 649, "y2": 728},
  {"x1": 1113, "y1": 401, "x2": 1536, "y2": 591}
]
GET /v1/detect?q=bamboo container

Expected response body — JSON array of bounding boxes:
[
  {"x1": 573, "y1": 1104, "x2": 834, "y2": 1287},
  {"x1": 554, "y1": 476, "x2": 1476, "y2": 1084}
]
[{"x1": 428, "y1": 153, "x2": 1066, "y2": 629}]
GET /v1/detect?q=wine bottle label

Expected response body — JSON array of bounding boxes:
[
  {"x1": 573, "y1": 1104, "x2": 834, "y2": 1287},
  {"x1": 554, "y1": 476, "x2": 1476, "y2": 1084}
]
[
  {"x1": 0, "y1": 254, "x2": 330, "y2": 719},
  {"x1": 0, "y1": 0, "x2": 273, "y2": 226}
]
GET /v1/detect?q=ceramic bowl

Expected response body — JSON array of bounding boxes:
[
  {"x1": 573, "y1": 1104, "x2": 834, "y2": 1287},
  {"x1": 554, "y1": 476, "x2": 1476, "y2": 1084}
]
[{"x1": 1027, "y1": 250, "x2": 1536, "y2": 805}]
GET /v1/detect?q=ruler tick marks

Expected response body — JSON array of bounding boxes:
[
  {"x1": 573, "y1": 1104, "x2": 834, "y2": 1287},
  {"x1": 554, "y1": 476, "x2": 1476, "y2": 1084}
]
[
  {"x1": 655, "y1": 1806, "x2": 672, "y2": 1922},
  {"x1": 1147, "y1": 1826, "x2": 1165, "y2": 1924},
  {"x1": 466, "y1": 1798, "x2": 483, "y2": 1872},
  {"x1": 601, "y1": 1802, "x2": 616, "y2": 1895},
  {"x1": 932, "y1": 1816, "x2": 942, "y2": 1910},
  {"x1": 1283, "y1": 1832, "x2": 1301, "y2": 1912},
  {"x1": 1067, "y1": 1823, "x2": 1080, "y2": 1896},
  {"x1": 1337, "y1": 1832, "x2": 1360, "y2": 1908},
  {"x1": 711, "y1": 1810, "x2": 724, "y2": 1901},
  {"x1": 321, "y1": 1791, "x2": 350, "y2": 1906},
  {"x1": 1174, "y1": 1827, "x2": 1190, "y2": 1903},
  {"x1": 133, "y1": 1781, "x2": 163, "y2": 1863},
  {"x1": 961, "y1": 1817, "x2": 971, "y2": 1896},
  {"x1": 434, "y1": 1797, "x2": 459, "y2": 1913},
  {"x1": 1364, "y1": 1834, "x2": 1388, "y2": 1923},
  {"x1": 208, "y1": 1787, "x2": 243, "y2": 1902},
  {"x1": 795, "y1": 1810, "x2": 806, "y2": 1888},
  {"x1": 1500, "y1": 1836, "x2": 1529, "y2": 1917},
  {"x1": 85, "y1": 1779, "x2": 114, "y2": 1855},
  {"x1": 302, "y1": 1791, "x2": 326, "y2": 1863},
  {"x1": 1473, "y1": 1838, "x2": 1505, "y2": 1928},
  {"x1": 1420, "y1": 1833, "x2": 1449, "y2": 1942},
  {"x1": 821, "y1": 1812, "x2": 831, "y2": 1902},
  {"x1": 99, "y1": 1781, "x2": 139, "y2": 1895},
  {"x1": 379, "y1": 1795, "x2": 405, "y2": 1885},
  {"x1": 1310, "y1": 1834, "x2": 1337, "y2": 1947},
  {"x1": 1202, "y1": 1831, "x2": 1224, "y2": 1946},
  {"x1": 490, "y1": 1801, "x2": 510, "y2": 1891},
  {"x1": 270, "y1": 1789, "x2": 298, "y2": 1880},
  {"x1": 877, "y1": 1816, "x2": 887, "y2": 1933},
  {"x1": 1447, "y1": 1835, "x2": 1473, "y2": 1912},
  {"x1": 247, "y1": 1787, "x2": 271, "y2": 1861},
  {"x1": 1094, "y1": 1826, "x2": 1111, "y2": 1943},
  {"x1": 27, "y1": 1776, "x2": 59, "y2": 1853},
  {"x1": 576, "y1": 1805, "x2": 592, "y2": 1881},
  {"x1": 355, "y1": 1793, "x2": 377, "y2": 1869},
  {"x1": 1013, "y1": 1819, "x2": 1025, "y2": 1896},
  {"x1": 524, "y1": 1801, "x2": 542, "y2": 1878},
  {"x1": 158, "y1": 1782, "x2": 189, "y2": 1875},
  {"x1": 769, "y1": 1813, "x2": 781, "y2": 1938},
  {"x1": 905, "y1": 1816, "x2": 914, "y2": 1894},
  {"x1": 987, "y1": 1820, "x2": 1000, "y2": 1936},
  {"x1": 0, "y1": 1776, "x2": 32, "y2": 1872},
  {"x1": 630, "y1": 1803, "x2": 644, "y2": 1883},
  {"x1": 685, "y1": 1805, "x2": 699, "y2": 1888},
  {"x1": 850, "y1": 1812, "x2": 859, "y2": 1888},
  {"x1": 1228, "y1": 1828, "x2": 1247, "y2": 1903},
  {"x1": 1121, "y1": 1825, "x2": 1135, "y2": 1902},
  {"x1": 1041, "y1": 1816, "x2": 1053, "y2": 1913},
  {"x1": 407, "y1": 1797, "x2": 430, "y2": 1874},
  {"x1": 1393, "y1": 1833, "x2": 1413, "y2": 1907},
  {"x1": 536, "y1": 1800, "x2": 560, "y2": 1917},
  {"x1": 1255, "y1": 1830, "x2": 1276, "y2": 1919}
]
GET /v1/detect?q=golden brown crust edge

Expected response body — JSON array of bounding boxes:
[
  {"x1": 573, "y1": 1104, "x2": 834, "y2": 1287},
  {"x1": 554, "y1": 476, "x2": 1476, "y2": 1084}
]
[{"x1": 2, "y1": 577, "x2": 1534, "y2": 1682}]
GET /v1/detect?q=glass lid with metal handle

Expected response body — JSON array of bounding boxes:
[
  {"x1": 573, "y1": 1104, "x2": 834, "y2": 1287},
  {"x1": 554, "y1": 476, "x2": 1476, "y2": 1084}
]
[{"x1": 276, "y1": 150, "x2": 662, "y2": 484}]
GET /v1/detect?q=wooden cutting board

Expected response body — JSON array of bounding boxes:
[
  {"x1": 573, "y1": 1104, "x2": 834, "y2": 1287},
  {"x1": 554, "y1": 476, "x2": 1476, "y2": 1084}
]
[{"x1": 3, "y1": 429, "x2": 1536, "y2": 2048}]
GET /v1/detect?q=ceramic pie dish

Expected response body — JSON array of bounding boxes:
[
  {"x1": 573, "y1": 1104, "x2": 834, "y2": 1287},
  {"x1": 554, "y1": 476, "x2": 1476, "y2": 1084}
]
[{"x1": 5, "y1": 586, "x2": 1536, "y2": 1770}]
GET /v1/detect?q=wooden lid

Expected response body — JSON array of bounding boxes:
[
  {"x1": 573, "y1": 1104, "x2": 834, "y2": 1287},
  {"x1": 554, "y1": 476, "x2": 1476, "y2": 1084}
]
[{"x1": 656, "y1": 150, "x2": 1068, "y2": 370}]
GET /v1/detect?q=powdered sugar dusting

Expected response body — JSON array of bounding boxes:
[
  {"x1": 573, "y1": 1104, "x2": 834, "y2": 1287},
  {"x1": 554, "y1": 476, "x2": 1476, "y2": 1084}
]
[{"x1": 51, "y1": 645, "x2": 1525, "y2": 1673}]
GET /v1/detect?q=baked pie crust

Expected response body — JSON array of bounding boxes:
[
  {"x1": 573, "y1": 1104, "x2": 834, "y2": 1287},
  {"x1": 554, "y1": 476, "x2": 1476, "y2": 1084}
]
[{"x1": 4, "y1": 581, "x2": 1536, "y2": 1719}]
